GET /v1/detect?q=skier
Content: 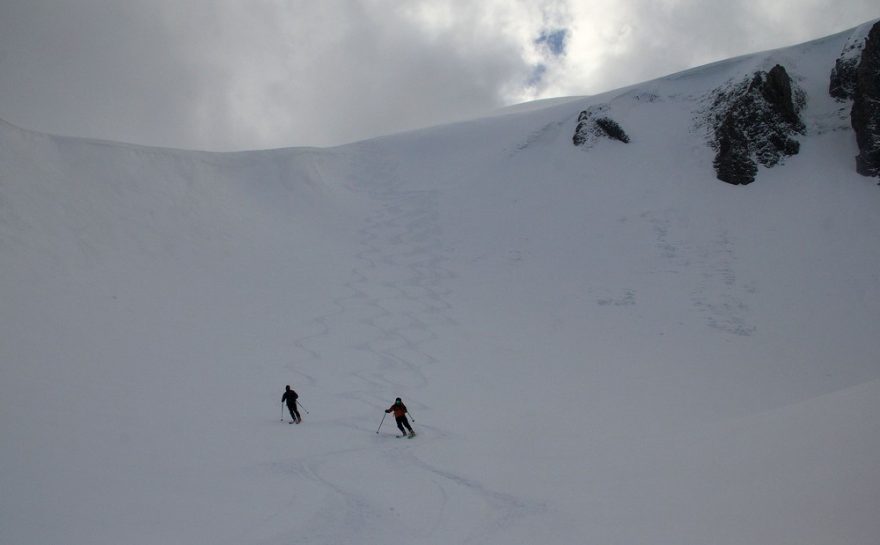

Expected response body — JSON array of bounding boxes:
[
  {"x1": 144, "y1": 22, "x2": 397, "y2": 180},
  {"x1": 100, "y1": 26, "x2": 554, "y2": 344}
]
[
  {"x1": 282, "y1": 385, "x2": 302, "y2": 424},
  {"x1": 385, "y1": 397, "x2": 415, "y2": 437}
]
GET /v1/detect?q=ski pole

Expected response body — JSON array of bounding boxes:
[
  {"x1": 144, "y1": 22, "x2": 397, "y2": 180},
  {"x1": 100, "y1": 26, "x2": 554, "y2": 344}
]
[
  {"x1": 297, "y1": 400, "x2": 309, "y2": 415},
  {"x1": 281, "y1": 404, "x2": 285, "y2": 422},
  {"x1": 376, "y1": 413, "x2": 387, "y2": 434}
]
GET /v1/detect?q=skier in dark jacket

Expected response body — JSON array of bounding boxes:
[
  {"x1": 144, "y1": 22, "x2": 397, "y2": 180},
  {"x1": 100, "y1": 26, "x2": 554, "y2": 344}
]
[
  {"x1": 282, "y1": 385, "x2": 301, "y2": 424},
  {"x1": 385, "y1": 397, "x2": 414, "y2": 437}
]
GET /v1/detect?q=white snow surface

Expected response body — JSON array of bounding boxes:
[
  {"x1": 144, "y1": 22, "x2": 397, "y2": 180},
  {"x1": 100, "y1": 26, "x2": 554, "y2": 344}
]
[{"x1": 2, "y1": 24, "x2": 880, "y2": 545}]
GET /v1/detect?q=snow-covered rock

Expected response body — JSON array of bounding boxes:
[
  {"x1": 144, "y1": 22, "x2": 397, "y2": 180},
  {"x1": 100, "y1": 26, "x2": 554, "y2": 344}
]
[
  {"x1": 705, "y1": 65, "x2": 805, "y2": 185},
  {"x1": 829, "y1": 28, "x2": 867, "y2": 100},
  {"x1": 572, "y1": 106, "x2": 630, "y2": 147}
]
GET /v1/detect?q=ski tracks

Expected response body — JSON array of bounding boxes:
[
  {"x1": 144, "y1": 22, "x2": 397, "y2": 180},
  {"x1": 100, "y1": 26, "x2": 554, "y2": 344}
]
[
  {"x1": 643, "y1": 209, "x2": 757, "y2": 336},
  {"x1": 274, "y1": 144, "x2": 543, "y2": 544}
]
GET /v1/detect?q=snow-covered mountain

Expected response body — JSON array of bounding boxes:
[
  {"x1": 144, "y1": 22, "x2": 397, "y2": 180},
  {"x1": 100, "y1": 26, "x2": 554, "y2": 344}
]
[{"x1": 2, "y1": 21, "x2": 879, "y2": 545}]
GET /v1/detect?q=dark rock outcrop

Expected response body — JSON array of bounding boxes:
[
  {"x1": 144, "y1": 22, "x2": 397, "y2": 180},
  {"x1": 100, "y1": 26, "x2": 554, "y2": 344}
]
[
  {"x1": 573, "y1": 107, "x2": 630, "y2": 147},
  {"x1": 830, "y1": 57, "x2": 860, "y2": 100},
  {"x1": 830, "y1": 34, "x2": 865, "y2": 100},
  {"x1": 852, "y1": 22, "x2": 880, "y2": 177},
  {"x1": 706, "y1": 65, "x2": 806, "y2": 185},
  {"x1": 594, "y1": 118, "x2": 630, "y2": 143},
  {"x1": 714, "y1": 123, "x2": 758, "y2": 185}
]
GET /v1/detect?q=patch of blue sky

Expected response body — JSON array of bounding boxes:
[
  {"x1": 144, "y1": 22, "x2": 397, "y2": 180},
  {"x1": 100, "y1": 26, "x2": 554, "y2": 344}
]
[
  {"x1": 536, "y1": 28, "x2": 568, "y2": 57},
  {"x1": 527, "y1": 64, "x2": 547, "y2": 87}
]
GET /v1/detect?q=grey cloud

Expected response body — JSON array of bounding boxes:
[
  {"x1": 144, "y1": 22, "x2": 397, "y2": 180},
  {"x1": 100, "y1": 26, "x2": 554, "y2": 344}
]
[
  {"x1": 0, "y1": 0, "x2": 877, "y2": 151},
  {"x1": 0, "y1": 1, "x2": 210, "y2": 147},
  {"x1": 0, "y1": 0, "x2": 533, "y2": 150}
]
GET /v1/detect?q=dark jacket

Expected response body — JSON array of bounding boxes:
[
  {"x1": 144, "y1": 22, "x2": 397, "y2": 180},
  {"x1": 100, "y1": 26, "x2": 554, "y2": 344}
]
[
  {"x1": 385, "y1": 401, "x2": 407, "y2": 419},
  {"x1": 282, "y1": 389, "x2": 298, "y2": 406}
]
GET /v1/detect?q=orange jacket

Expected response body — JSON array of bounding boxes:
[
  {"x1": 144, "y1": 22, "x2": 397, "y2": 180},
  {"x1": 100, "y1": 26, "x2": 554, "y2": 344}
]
[{"x1": 386, "y1": 402, "x2": 407, "y2": 418}]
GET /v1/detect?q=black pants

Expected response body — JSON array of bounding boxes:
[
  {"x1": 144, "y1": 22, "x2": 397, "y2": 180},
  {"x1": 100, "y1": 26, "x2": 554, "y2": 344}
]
[
  {"x1": 395, "y1": 415, "x2": 413, "y2": 433},
  {"x1": 287, "y1": 403, "x2": 301, "y2": 421}
]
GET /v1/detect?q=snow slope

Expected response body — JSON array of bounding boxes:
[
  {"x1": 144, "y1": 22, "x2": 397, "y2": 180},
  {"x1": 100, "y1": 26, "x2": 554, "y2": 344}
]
[{"x1": 2, "y1": 23, "x2": 879, "y2": 545}]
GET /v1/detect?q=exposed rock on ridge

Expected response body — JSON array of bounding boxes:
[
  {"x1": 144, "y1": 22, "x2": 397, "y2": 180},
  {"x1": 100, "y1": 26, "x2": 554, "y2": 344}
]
[
  {"x1": 830, "y1": 31, "x2": 866, "y2": 100},
  {"x1": 706, "y1": 65, "x2": 806, "y2": 185},
  {"x1": 573, "y1": 106, "x2": 630, "y2": 148}
]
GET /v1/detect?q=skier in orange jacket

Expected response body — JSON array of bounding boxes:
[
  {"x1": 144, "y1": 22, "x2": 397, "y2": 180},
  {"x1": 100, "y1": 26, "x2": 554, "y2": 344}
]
[{"x1": 385, "y1": 397, "x2": 415, "y2": 437}]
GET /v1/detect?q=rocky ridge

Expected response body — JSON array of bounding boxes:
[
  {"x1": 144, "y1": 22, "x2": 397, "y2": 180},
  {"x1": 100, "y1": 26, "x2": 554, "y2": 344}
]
[{"x1": 569, "y1": 21, "x2": 880, "y2": 185}]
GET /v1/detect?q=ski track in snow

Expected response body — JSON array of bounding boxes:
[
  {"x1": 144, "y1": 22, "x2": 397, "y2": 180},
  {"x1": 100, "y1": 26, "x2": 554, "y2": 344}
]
[
  {"x1": 278, "y1": 146, "x2": 541, "y2": 543},
  {"x1": 643, "y1": 209, "x2": 756, "y2": 336}
]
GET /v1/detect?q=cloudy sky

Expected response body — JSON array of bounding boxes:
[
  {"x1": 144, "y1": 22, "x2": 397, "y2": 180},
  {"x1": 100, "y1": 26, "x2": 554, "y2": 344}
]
[{"x1": 0, "y1": 1, "x2": 876, "y2": 151}]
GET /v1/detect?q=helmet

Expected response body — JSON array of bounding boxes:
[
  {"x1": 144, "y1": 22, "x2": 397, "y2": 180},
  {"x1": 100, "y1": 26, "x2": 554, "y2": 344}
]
[{"x1": 395, "y1": 397, "x2": 402, "y2": 402}]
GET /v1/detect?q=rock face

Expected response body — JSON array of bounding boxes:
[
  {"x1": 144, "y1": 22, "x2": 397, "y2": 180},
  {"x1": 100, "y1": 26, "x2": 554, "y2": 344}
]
[
  {"x1": 593, "y1": 118, "x2": 630, "y2": 143},
  {"x1": 851, "y1": 22, "x2": 880, "y2": 177},
  {"x1": 830, "y1": 57, "x2": 860, "y2": 100},
  {"x1": 706, "y1": 65, "x2": 806, "y2": 185},
  {"x1": 830, "y1": 32, "x2": 866, "y2": 100},
  {"x1": 573, "y1": 106, "x2": 630, "y2": 148}
]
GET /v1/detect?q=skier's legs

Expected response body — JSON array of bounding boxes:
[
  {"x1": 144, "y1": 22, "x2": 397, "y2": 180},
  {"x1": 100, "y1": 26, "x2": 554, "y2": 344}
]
[
  {"x1": 287, "y1": 404, "x2": 299, "y2": 421},
  {"x1": 395, "y1": 416, "x2": 407, "y2": 434},
  {"x1": 400, "y1": 416, "x2": 413, "y2": 433}
]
